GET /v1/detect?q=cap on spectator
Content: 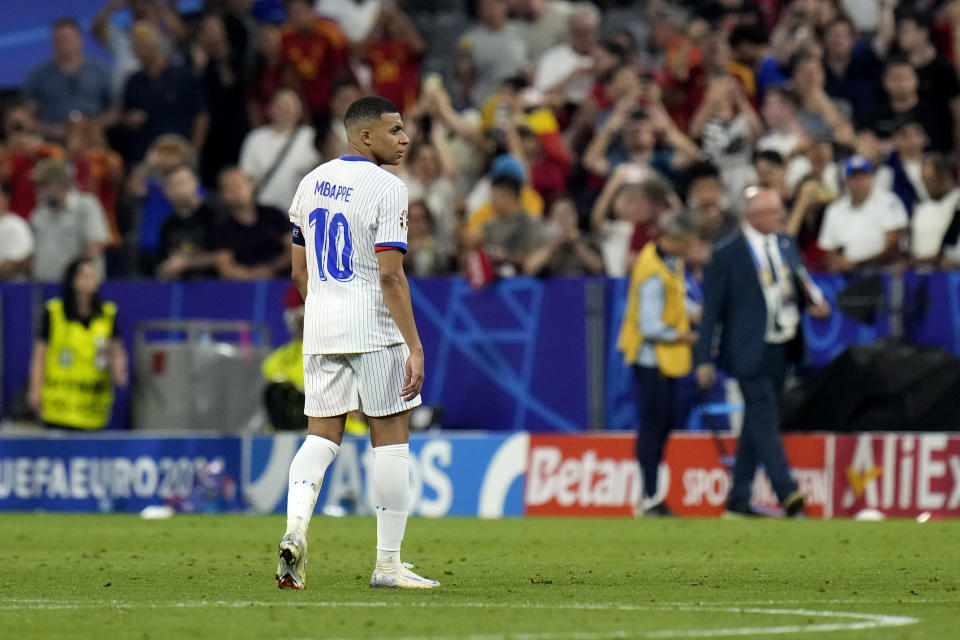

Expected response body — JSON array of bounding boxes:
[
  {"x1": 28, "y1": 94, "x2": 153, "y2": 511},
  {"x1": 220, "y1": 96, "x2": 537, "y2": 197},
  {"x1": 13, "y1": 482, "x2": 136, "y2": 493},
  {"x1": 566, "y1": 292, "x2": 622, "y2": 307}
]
[
  {"x1": 843, "y1": 155, "x2": 874, "y2": 178},
  {"x1": 490, "y1": 154, "x2": 526, "y2": 182},
  {"x1": 253, "y1": 0, "x2": 287, "y2": 24},
  {"x1": 32, "y1": 158, "x2": 72, "y2": 184}
]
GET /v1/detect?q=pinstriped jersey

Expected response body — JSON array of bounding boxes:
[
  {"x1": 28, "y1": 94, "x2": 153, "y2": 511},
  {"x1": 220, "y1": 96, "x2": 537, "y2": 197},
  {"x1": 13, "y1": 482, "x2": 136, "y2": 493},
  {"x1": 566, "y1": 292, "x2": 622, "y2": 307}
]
[{"x1": 289, "y1": 155, "x2": 409, "y2": 354}]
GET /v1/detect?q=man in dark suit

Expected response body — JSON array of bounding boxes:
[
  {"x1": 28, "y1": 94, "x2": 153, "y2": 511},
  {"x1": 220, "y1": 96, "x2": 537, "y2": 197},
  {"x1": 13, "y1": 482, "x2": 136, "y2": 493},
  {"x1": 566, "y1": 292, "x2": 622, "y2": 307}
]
[{"x1": 695, "y1": 188, "x2": 831, "y2": 517}]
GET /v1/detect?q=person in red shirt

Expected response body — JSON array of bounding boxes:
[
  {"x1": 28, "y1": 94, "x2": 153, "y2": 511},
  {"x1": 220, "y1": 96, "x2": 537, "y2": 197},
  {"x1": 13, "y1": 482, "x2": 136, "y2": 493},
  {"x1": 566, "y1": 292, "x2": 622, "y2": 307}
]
[
  {"x1": 65, "y1": 115, "x2": 124, "y2": 245},
  {"x1": 1, "y1": 101, "x2": 65, "y2": 219},
  {"x1": 280, "y1": 0, "x2": 354, "y2": 119},
  {"x1": 361, "y1": 5, "x2": 425, "y2": 113}
]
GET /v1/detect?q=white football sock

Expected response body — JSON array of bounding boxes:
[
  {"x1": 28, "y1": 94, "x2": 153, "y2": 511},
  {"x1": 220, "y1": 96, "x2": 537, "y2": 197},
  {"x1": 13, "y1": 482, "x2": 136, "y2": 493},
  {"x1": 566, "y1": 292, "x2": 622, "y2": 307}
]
[
  {"x1": 372, "y1": 443, "x2": 409, "y2": 571},
  {"x1": 285, "y1": 435, "x2": 340, "y2": 538}
]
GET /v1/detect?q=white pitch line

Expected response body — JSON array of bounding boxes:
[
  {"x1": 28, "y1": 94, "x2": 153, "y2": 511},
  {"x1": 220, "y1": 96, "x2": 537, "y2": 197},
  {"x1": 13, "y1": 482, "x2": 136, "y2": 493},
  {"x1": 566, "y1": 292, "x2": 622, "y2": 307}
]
[{"x1": 0, "y1": 597, "x2": 920, "y2": 639}]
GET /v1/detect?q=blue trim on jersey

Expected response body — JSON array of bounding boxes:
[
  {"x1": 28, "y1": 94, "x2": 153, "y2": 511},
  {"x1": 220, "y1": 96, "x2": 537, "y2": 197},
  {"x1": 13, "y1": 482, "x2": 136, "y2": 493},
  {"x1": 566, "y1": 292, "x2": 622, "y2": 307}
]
[
  {"x1": 339, "y1": 155, "x2": 374, "y2": 163},
  {"x1": 291, "y1": 225, "x2": 305, "y2": 246},
  {"x1": 375, "y1": 242, "x2": 408, "y2": 254}
]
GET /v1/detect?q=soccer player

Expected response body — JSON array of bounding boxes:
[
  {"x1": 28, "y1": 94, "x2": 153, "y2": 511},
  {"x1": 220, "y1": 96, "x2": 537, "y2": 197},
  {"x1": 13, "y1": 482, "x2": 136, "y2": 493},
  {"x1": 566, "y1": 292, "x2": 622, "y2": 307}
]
[{"x1": 276, "y1": 96, "x2": 438, "y2": 590}]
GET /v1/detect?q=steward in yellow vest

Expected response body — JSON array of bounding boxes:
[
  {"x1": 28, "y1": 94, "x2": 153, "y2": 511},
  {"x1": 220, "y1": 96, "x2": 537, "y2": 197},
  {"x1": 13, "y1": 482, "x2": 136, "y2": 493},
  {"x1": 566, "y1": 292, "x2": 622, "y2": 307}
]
[
  {"x1": 616, "y1": 212, "x2": 700, "y2": 516},
  {"x1": 28, "y1": 259, "x2": 128, "y2": 430}
]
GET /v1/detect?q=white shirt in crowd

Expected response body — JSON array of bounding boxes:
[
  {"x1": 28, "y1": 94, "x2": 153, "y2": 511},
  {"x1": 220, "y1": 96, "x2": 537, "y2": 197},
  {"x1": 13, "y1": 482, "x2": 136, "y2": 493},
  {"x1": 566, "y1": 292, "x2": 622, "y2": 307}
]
[
  {"x1": 742, "y1": 222, "x2": 800, "y2": 344},
  {"x1": 817, "y1": 186, "x2": 909, "y2": 263},
  {"x1": 599, "y1": 219, "x2": 634, "y2": 278},
  {"x1": 314, "y1": 0, "x2": 381, "y2": 42},
  {"x1": 289, "y1": 156, "x2": 408, "y2": 355},
  {"x1": 786, "y1": 157, "x2": 842, "y2": 196},
  {"x1": 0, "y1": 213, "x2": 34, "y2": 279},
  {"x1": 31, "y1": 190, "x2": 111, "y2": 282},
  {"x1": 756, "y1": 130, "x2": 802, "y2": 160},
  {"x1": 240, "y1": 125, "x2": 320, "y2": 213},
  {"x1": 403, "y1": 173, "x2": 458, "y2": 255},
  {"x1": 534, "y1": 43, "x2": 594, "y2": 103},
  {"x1": 912, "y1": 187, "x2": 960, "y2": 261}
]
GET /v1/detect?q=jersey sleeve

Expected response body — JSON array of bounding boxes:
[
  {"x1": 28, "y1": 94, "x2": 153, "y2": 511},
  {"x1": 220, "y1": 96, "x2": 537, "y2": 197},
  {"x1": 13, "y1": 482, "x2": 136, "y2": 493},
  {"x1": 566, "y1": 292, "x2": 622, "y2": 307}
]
[{"x1": 374, "y1": 182, "x2": 409, "y2": 253}]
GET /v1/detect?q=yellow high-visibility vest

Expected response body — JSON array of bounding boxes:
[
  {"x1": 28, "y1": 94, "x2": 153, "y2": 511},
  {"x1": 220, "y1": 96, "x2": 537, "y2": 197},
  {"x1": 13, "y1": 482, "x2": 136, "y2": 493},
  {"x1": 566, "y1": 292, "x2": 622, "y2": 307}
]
[
  {"x1": 42, "y1": 297, "x2": 117, "y2": 429},
  {"x1": 617, "y1": 242, "x2": 692, "y2": 378}
]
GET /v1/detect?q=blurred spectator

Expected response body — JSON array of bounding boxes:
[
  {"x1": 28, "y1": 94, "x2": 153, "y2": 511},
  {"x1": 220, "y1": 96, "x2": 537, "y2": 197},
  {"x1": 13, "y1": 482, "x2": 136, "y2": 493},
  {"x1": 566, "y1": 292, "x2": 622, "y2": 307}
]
[
  {"x1": 753, "y1": 150, "x2": 791, "y2": 204},
  {"x1": 515, "y1": 124, "x2": 570, "y2": 206},
  {"x1": 533, "y1": 2, "x2": 600, "y2": 107},
  {"x1": 30, "y1": 159, "x2": 111, "y2": 282},
  {"x1": 248, "y1": 19, "x2": 284, "y2": 127},
  {"x1": 465, "y1": 154, "x2": 545, "y2": 237},
  {"x1": 473, "y1": 173, "x2": 543, "y2": 277},
  {"x1": 401, "y1": 142, "x2": 458, "y2": 257},
  {"x1": 821, "y1": 12, "x2": 893, "y2": 130},
  {"x1": 156, "y1": 164, "x2": 218, "y2": 280},
  {"x1": 770, "y1": 0, "x2": 826, "y2": 65},
  {"x1": 280, "y1": 0, "x2": 353, "y2": 119},
  {"x1": 361, "y1": 4, "x2": 426, "y2": 113},
  {"x1": 65, "y1": 115, "x2": 125, "y2": 246},
  {"x1": 213, "y1": 168, "x2": 291, "y2": 279},
  {"x1": 618, "y1": 211, "x2": 700, "y2": 517},
  {"x1": 193, "y1": 12, "x2": 250, "y2": 187},
  {"x1": 125, "y1": 134, "x2": 198, "y2": 273},
  {"x1": 314, "y1": 0, "x2": 381, "y2": 43},
  {"x1": 627, "y1": 174, "x2": 682, "y2": 259},
  {"x1": 874, "y1": 118, "x2": 929, "y2": 215},
  {"x1": 1, "y1": 100, "x2": 66, "y2": 218},
  {"x1": 262, "y1": 284, "x2": 307, "y2": 431},
  {"x1": 695, "y1": 0, "x2": 766, "y2": 33},
  {"x1": 28, "y1": 257, "x2": 128, "y2": 431},
  {"x1": 404, "y1": 200, "x2": 456, "y2": 277},
  {"x1": 913, "y1": 154, "x2": 960, "y2": 268},
  {"x1": 790, "y1": 51, "x2": 856, "y2": 148},
  {"x1": 23, "y1": 17, "x2": 113, "y2": 143},
  {"x1": 684, "y1": 160, "x2": 739, "y2": 242},
  {"x1": 583, "y1": 101, "x2": 698, "y2": 182},
  {"x1": 817, "y1": 155, "x2": 908, "y2": 273},
  {"x1": 120, "y1": 21, "x2": 209, "y2": 164},
  {"x1": 757, "y1": 84, "x2": 805, "y2": 159},
  {"x1": 897, "y1": 8, "x2": 960, "y2": 154},
  {"x1": 785, "y1": 175, "x2": 831, "y2": 271},
  {"x1": 92, "y1": 0, "x2": 187, "y2": 100},
  {"x1": 514, "y1": 0, "x2": 575, "y2": 61},
  {"x1": 649, "y1": 4, "x2": 706, "y2": 132},
  {"x1": 785, "y1": 134, "x2": 841, "y2": 196},
  {"x1": 458, "y1": 0, "x2": 528, "y2": 108},
  {"x1": 689, "y1": 74, "x2": 764, "y2": 207},
  {"x1": 0, "y1": 181, "x2": 34, "y2": 281},
  {"x1": 318, "y1": 80, "x2": 362, "y2": 159},
  {"x1": 863, "y1": 58, "x2": 940, "y2": 154},
  {"x1": 239, "y1": 88, "x2": 319, "y2": 213},
  {"x1": 523, "y1": 196, "x2": 603, "y2": 276},
  {"x1": 591, "y1": 165, "x2": 664, "y2": 277},
  {"x1": 727, "y1": 24, "x2": 777, "y2": 100}
]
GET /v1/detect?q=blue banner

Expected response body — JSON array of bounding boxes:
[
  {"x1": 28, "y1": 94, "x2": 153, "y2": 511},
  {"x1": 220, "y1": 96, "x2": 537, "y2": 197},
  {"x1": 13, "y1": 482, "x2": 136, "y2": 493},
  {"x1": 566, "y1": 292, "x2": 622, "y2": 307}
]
[{"x1": 0, "y1": 435, "x2": 242, "y2": 512}]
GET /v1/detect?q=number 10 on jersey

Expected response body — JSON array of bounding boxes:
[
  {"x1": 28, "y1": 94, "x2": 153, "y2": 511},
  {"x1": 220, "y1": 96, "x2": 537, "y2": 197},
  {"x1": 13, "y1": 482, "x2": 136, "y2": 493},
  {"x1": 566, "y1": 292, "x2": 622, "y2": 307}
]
[{"x1": 309, "y1": 207, "x2": 354, "y2": 281}]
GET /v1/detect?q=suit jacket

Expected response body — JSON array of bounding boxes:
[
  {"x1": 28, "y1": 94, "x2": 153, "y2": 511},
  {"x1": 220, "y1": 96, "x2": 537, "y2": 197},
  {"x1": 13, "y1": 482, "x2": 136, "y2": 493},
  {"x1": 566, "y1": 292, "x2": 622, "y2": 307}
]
[{"x1": 694, "y1": 230, "x2": 812, "y2": 378}]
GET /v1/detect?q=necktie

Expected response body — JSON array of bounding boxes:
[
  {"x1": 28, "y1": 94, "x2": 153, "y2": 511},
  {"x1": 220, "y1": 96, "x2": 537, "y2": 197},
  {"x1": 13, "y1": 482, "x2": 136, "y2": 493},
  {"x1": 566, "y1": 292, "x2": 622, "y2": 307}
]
[{"x1": 764, "y1": 237, "x2": 783, "y2": 332}]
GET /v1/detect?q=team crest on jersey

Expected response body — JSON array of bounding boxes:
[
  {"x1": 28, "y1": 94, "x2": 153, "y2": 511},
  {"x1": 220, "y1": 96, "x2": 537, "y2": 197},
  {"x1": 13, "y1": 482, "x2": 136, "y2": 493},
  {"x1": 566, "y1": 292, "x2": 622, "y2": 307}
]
[{"x1": 400, "y1": 209, "x2": 408, "y2": 230}]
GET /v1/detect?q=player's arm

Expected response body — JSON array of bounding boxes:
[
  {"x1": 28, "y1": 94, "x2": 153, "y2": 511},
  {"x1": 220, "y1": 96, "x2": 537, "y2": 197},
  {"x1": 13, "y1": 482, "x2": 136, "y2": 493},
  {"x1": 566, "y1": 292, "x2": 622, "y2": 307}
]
[
  {"x1": 377, "y1": 249, "x2": 424, "y2": 401},
  {"x1": 291, "y1": 244, "x2": 307, "y2": 300}
]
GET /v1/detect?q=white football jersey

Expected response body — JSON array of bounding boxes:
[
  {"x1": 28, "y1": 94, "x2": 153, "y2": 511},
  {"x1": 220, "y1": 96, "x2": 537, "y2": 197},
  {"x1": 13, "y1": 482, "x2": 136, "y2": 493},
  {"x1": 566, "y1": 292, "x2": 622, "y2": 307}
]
[{"x1": 289, "y1": 156, "x2": 409, "y2": 354}]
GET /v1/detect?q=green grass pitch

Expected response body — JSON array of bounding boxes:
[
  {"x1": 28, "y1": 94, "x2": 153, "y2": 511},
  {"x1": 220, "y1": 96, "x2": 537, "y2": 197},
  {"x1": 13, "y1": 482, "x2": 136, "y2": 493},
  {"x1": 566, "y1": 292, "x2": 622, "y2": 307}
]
[{"x1": 1, "y1": 514, "x2": 958, "y2": 639}]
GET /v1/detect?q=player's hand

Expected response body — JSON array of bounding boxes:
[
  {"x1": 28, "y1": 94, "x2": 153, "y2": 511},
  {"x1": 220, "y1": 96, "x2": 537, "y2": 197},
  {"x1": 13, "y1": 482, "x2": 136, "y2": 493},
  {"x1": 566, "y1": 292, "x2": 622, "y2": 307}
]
[
  {"x1": 401, "y1": 348, "x2": 425, "y2": 401},
  {"x1": 696, "y1": 364, "x2": 716, "y2": 390}
]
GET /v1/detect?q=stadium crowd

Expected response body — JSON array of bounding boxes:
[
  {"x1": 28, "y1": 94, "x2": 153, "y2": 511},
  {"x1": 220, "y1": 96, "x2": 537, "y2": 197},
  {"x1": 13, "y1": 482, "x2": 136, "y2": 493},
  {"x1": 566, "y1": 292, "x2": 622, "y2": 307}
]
[{"x1": 4, "y1": 0, "x2": 960, "y2": 287}]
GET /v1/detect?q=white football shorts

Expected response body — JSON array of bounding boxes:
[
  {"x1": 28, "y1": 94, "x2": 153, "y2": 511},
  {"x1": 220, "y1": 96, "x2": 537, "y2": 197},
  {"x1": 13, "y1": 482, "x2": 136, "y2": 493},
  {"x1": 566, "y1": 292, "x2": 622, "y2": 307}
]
[{"x1": 303, "y1": 343, "x2": 422, "y2": 418}]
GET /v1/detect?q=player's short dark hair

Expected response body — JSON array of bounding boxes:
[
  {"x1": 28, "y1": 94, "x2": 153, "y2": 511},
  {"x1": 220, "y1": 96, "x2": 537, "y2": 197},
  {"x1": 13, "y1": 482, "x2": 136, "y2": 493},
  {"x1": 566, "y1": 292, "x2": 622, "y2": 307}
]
[
  {"x1": 729, "y1": 24, "x2": 768, "y2": 48},
  {"x1": 52, "y1": 16, "x2": 81, "y2": 32},
  {"x1": 344, "y1": 96, "x2": 399, "y2": 130},
  {"x1": 754, "y1": 149, "x2": 784, "y2": 166},
  {"x1": 896, "y1": 7, "x2": 933, "y2": 34},
  {"x1": 491, "y1": 172, "x2": 523, "y2": 196}
]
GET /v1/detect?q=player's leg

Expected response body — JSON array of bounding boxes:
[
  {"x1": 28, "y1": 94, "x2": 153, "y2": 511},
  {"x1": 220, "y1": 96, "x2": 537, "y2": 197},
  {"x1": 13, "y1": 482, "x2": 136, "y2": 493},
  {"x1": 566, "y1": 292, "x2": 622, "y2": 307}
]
[
  {"x1": 277, "y1": 354, "x2": 357, "y2": 590},
  {"x1": 354, "y1": 345, "x2": 438, "y2": 589}
]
